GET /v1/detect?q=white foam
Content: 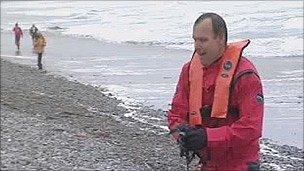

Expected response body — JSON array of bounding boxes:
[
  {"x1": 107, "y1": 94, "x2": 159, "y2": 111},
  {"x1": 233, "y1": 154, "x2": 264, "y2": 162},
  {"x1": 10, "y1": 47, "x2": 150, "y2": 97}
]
[
  {"x1": 261, "y1": 143, "x2": 303, "y2": 161},
  {"x1": 7, "y1": 8, "x2": 73, "y2": 17},
  {"x1": 265, "y1": 163, "x2": 283, "y2": 171},
  {"x1": 70, "y1": 68, "x2": 104, "y2": 73},
  {"x1": 3, "y1": 1, "x2": 302, "y2": 58},
  {"x1": 262, "y1": 77, "x2": 303, "y2": 82},
  {"x1": 280, "y1": 70, "x2": 304, "y2": 75},
  {"x1": 89, "y1": 57, "x2": 141, "y2": 62},
  {"x1": 1, "y1": 54, "x2": 34, "y2": 59},
  {"x1": 158, "y1": 125, "x2": 169, "y2": 131},
  {"x1": 124, "y1": 111, "x2": 136, "y2": 118},
  {"x1": 280, "y1": 36, "x2": 303, "y2": 56},
  {"x1": 101, "y1": 85, "x2": 143, "y2": 108},
  {"x1": 94, "y1": 89, "x2": 169, "y2": 132},
  {"x1": 140, "y1": 115, "x2": 162, "y2": 121},
  {"x1": 283, "y1": 17, "x2": 304, "y2": 30},
  {"x1": 117, "y1": 102, "x2": 140, "y2": 111},
  {"x1": 60, "y1": 60, "x2": 83, "y2": 64}
]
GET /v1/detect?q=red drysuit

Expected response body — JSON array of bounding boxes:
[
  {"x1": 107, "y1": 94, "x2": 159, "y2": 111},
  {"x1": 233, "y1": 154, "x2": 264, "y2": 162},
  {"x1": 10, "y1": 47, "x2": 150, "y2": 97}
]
[{"x1": 168, "y1": 55, "x2": 264, "y2": 171}]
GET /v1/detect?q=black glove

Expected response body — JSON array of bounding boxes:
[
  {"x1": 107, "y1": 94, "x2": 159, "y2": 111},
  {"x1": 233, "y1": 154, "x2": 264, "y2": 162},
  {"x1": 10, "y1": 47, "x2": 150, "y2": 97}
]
[{"x1": 178, "y1": 125, "x2": 207, "y2": 152}]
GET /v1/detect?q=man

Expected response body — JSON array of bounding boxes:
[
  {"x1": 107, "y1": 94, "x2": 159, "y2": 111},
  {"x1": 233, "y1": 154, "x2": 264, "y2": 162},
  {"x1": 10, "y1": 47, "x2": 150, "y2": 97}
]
[
  {"x1": 167, "y1": 13, "x2": 264, "y2": 171},
  {"x1": 29, "y1": 24, "x2": 38, "y2": 46},
  {"x1": 12, "y1": 23, "x2": 23, "y2": 50},
  {"x1": 34, "y1": 33, "x2": 47, "y2": 70}
]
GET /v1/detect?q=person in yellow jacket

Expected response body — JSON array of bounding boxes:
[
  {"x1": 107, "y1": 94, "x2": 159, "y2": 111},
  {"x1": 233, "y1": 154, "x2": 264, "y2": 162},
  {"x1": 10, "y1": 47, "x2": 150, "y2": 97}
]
[{"x1": 34, "y1": 33, "x2": 47, "y2": 70}]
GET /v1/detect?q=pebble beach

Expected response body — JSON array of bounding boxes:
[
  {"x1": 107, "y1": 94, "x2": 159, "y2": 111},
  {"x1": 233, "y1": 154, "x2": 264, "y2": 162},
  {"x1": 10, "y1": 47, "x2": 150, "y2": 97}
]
[{"x1": 1, "y1": 59, "x2": 303, "y2": 170}]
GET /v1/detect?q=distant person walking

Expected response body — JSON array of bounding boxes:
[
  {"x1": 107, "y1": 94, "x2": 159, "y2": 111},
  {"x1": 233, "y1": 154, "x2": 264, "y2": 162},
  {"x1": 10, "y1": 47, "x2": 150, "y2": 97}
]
[
  {"x1": 12, "y1": 23, "x2": 23, "y2": 50},
  {"x1": 34, "y1": 33, "x2": 47, "y2": 70},
  {"x1": 29, "y1": 24, "x2": 38, "y2": 46}
]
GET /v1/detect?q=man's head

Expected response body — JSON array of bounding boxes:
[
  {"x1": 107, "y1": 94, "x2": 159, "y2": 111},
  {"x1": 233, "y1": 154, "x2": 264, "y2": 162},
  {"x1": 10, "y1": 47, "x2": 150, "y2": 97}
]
[
  {"x1": 15, "y1": 23, "x2": 18, "y2": 27},
  {"x1": 192, "y1": 13, "x2": 227, "y2": 66}
]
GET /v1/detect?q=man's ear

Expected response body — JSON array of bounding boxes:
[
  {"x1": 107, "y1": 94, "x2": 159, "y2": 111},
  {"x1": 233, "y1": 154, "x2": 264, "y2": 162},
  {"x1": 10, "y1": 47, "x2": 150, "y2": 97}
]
[{"x1": 219, "y1": 36, "x2": 226, "y2": 46}]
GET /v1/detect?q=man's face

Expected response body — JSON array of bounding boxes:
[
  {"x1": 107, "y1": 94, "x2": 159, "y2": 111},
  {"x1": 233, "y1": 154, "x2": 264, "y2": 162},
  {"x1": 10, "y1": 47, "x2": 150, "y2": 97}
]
[{"x1": 193, "y1": 19, "x2": 225, "y2": 63}]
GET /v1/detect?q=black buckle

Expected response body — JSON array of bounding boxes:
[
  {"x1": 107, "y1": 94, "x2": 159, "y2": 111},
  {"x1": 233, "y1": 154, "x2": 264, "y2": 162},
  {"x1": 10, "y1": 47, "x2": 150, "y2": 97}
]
[
  {"x1": 200, "y1": 105, "x2": 212, "y2": 119},
  {"x1": 200, "y1": 105, "x2": 239, "y2": 118}
]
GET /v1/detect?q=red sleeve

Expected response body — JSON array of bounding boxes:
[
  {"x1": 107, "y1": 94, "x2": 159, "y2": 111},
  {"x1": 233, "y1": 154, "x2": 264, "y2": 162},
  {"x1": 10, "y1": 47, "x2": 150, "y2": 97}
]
[
  {"x1": 167, "y1": 63, "x2": 190, "y2": 130},
  {"x1": 206, "y1": 73, "x2": 264, "y2": 148}
]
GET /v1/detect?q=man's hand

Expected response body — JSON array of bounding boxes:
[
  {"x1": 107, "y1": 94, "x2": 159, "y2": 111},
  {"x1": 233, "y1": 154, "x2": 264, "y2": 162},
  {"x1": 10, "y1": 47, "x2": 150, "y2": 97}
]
[{"x1": 178, "y1": 125, "x2": 207, "y2": 152}]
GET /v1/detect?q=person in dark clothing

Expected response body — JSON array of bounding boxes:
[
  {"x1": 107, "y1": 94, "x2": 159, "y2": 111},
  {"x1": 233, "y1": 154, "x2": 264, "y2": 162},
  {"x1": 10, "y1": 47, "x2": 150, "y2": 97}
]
[{"x1": 29, "y1": 24, "x2": 38, "y2": 46}]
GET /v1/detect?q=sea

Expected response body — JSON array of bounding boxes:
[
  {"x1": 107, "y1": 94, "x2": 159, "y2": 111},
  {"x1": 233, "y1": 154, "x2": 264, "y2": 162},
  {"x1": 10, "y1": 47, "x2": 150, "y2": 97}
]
[{"x1": 1, "y1": 1, "x2": 303, "y2": 148}]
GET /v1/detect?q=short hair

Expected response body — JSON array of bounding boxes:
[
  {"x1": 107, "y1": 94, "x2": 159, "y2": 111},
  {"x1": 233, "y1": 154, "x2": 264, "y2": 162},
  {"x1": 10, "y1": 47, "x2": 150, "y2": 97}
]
[{"x1": 193, "y1": 13, "x2": 227, "y2": 44}]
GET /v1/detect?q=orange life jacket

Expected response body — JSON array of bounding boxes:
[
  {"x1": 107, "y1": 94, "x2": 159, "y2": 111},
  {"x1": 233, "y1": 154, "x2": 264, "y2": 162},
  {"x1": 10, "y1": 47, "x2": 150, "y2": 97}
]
[{"x1": 189, "y1": 39, "x2": 250, "y2": 126}]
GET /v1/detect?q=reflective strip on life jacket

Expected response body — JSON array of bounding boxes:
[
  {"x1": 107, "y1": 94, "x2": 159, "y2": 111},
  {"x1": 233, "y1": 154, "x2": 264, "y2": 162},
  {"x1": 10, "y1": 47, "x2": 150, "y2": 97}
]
[{"x1": 189, "y1": 39, "x2": 250, "y2": 126}]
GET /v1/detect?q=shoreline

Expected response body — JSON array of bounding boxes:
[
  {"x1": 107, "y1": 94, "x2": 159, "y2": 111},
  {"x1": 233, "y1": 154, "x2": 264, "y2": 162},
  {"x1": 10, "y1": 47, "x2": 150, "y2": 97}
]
[
  {"x1": 1, "y1": 59, "x2": 303, "y2": 170},
  {"x1": 1, "y1": 29, "x2": 303, "y2": 148},
  {"x1": 1, "y1": 30, "x2": 303, "y2": 148}
]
